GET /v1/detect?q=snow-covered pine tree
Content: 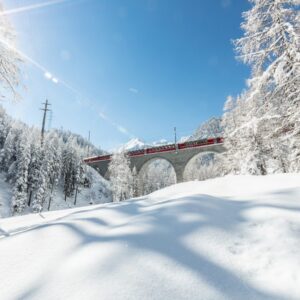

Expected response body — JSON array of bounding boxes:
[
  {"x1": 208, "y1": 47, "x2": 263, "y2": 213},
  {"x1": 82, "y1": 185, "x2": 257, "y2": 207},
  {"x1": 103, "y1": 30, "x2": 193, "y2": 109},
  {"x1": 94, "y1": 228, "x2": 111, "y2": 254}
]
[
  {"x1": 31, "y1": 170, "x2": 47, "y2": 213},
  {"x1": 11, "y1": 129, "x2": 31, "y2": 214},
  {"x1": 1, "y1": 121, "x2": 24, "y2": 179},
  {"x1": 31, "y1": 140, "x2": 48, "y2": 213},
  {"x1": 132, "y1": 166, "x2": 139, "y2": 197},
  {"x1": 61, "y1": 136, "x2": 84, "y2": 201},
  {"x1": 31, "y1": 131, "x2": 63, "y2": 211},
  {"x1": 108, "y1": 151, "x2": 133, "y2": 202},
  {"x1": 73, "y1": 161, "x2": 84, "y2": 205},
  {"x1": 61, "y1": 138, "x2": 75, "y2": 200},
  {"x1": 26, "y1": 129, "x2": 42, "y2": 206},
  {"x1": 43, "y1": 132, "x2": 62, "y2": 210},
  {"x1": 0, "y1": 105, "x2": 108, "y2": 215},
  {"x1": 0, "y1": 105, "x2": 11, "y2": 149}
]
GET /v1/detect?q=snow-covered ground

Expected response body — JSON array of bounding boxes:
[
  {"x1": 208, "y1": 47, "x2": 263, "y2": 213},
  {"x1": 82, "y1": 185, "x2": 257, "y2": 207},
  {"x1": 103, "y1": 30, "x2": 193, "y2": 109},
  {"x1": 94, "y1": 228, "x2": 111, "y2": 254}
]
[{"x1": 0, "y1": 174, "x2": 300, "y2": 300}]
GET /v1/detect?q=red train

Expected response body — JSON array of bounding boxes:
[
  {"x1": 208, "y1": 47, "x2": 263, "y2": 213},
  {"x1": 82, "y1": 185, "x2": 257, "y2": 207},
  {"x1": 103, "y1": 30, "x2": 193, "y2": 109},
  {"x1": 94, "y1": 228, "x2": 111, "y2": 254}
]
[{"x1": 84, "y1": 137, "x2": 224, "y2": 163}]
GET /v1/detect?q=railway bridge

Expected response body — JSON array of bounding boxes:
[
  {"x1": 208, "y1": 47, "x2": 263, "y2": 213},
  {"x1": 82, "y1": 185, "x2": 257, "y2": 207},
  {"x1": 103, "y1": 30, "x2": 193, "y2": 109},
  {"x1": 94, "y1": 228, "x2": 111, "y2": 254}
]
[{"x1": 84, "y1": 137, "x2": 225, "y2": 183}]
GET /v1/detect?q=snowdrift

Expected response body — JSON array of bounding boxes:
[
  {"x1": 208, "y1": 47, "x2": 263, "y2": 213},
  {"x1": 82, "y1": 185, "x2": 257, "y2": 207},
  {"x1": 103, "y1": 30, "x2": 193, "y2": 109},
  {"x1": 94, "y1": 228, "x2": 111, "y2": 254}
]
[{"x1": 0, "y1": 174, "x2": 300, "y2": 300}]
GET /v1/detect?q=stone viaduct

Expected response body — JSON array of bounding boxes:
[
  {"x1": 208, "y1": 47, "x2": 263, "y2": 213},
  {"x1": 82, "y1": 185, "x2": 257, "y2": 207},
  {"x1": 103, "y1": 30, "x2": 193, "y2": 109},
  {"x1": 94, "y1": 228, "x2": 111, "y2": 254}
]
[{"x1": 84, "y1": 138, "x2": 225, "y2": 183}]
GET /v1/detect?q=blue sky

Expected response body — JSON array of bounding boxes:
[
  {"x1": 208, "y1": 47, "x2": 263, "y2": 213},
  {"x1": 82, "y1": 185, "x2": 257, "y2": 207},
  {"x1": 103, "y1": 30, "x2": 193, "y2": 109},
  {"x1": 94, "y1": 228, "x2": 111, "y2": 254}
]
[{"x1": 2, "y1": 0, "x2": 250, "y2": 150}]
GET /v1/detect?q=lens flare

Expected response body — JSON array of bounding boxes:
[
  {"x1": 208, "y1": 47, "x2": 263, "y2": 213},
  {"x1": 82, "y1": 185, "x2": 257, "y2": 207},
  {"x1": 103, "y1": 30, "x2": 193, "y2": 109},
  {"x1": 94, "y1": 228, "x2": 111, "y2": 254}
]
[
  {"x1": 0, "y1": 35, "x2": 134, "y2": 138},
  {"x1": 0, "y1": 0, "x2": 72, "y2": 16}
]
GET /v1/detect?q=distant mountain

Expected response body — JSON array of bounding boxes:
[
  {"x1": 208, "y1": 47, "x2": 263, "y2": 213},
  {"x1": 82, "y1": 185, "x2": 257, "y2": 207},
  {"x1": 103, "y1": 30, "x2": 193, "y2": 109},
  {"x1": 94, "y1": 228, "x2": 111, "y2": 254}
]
[
  {"x1": 118, "y1": 138, "x2": 175, "y2": 153},
  {"x1": 118, "y1": 138, "x2": 149, "y2": 152},
  {"x1": 152, "y1": 139, "x2": 172, "y2": 146}
]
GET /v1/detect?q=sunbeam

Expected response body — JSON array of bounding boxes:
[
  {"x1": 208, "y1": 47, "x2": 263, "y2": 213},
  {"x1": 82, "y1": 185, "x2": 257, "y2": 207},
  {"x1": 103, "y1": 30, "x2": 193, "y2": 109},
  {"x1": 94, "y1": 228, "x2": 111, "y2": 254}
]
[
  {"x1": 0, "y1": 35, "x2": 134, "y2": 138},
  {"x1": 0, "y1": 0, "x2": 72, "y2": 16}
]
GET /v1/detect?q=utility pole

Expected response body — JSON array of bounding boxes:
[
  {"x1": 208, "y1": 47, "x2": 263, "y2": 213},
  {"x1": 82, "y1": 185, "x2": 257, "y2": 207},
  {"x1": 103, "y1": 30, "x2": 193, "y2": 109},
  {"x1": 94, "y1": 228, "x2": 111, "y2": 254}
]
[
  {"x1": 40, "y1": 99, "x2": 51, "y2": 145},
  {"x1": 174, "y1": 127, "x2": 178, "y2": 152}
]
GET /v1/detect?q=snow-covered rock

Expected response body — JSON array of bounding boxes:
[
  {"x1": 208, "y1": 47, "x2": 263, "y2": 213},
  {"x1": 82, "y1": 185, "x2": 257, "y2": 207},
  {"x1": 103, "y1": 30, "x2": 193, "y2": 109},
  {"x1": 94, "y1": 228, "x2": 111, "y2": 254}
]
[{"x1": 0, "y1": 174, "x2": 300, "y2": 299}]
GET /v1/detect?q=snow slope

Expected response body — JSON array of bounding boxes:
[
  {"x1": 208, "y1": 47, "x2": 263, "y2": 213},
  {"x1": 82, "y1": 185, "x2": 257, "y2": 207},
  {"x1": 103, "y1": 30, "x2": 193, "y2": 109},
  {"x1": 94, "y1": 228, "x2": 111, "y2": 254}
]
[{"x1": 0, "y1": 174, "x2": 300, "y2": 300}]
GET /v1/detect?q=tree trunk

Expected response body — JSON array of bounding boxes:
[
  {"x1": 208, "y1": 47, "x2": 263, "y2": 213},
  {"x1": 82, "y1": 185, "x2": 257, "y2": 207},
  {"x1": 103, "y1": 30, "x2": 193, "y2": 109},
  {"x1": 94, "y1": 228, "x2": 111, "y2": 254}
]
[
  {"x1": 28, "y1": 190, "x2": 32, "y2": 206},
  {"x1": 48, "y1": 196, "x2": 52, "y2": 211},
  {"x1": 74, "y1": 186, "x2": 78, "y2": 205},
  {"x1": 48, "y1": 183, "x2": 55, "y2": 210}
]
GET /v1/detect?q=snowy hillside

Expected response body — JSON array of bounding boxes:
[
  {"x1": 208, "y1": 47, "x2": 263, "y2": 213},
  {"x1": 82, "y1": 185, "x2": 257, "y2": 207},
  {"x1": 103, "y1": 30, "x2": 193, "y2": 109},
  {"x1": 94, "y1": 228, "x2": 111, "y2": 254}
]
[
  {"x1": 0, "y1": 105, "x2": 112, "y2": 217},
  {"x1": 1, "y1": 174, "x2": 300, "y2": 300},
  {"x1": 0, "y1": 167, "x2": 112, "y2": 218},
  {"x1": 190, "y1": 117, "x2": 223, "y2": 140}
]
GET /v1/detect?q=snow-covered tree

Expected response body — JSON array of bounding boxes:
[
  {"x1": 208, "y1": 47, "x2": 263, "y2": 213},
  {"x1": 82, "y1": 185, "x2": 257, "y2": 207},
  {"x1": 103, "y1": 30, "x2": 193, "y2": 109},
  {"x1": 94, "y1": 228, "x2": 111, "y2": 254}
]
[
  {"x1": 139, "y1": 160, "x2": 176, "y2": 195},
  {"x1": 0, "y1": 105, "x2": 11, "y2": 148},
  {"x1": 190, "y1": 117, "x2": 223, "y2": 140},
  {"x1": 223, "y1": 0, "x2": 300, "y2": 174},
  {"x1": 11, "y1": 129, "x2": 31, "y2": 214},
  {"x1": 31, "y1": 167, "x2": 47, "y2": 213},
  {"x1": 26, "y1": 130, "x2": 42, "y2": 206},
  {"x1": 31, "y1": 131, "x2": 63, "y2": 211},
  {"x1": 0, "y1": 4, "x2": 22, "y2": 99},
  {"x1": 61, "y1": 135, "x2": 89, "y2": 204},
  {"x1": 43, "y1": 132, "x2": 62, "y2": 209},
  {"x1": 132, "y1": 166, "x2": 139, "y2": 197},
  {"x1": 0, "y1": 121, "x2": 23, "y2": 176},
  {"x1": 0, "y1": 105, "x2": 109, "y2": 215},
  {"x1": 235, "y1": 0, "x2": 299, "y2": 79},
  {"x1": 108, "y1": 151, "x2": 133, "y2": 202},
  {"x1": 184, "y1": 153, "x2": 224, "y2": 181}
]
